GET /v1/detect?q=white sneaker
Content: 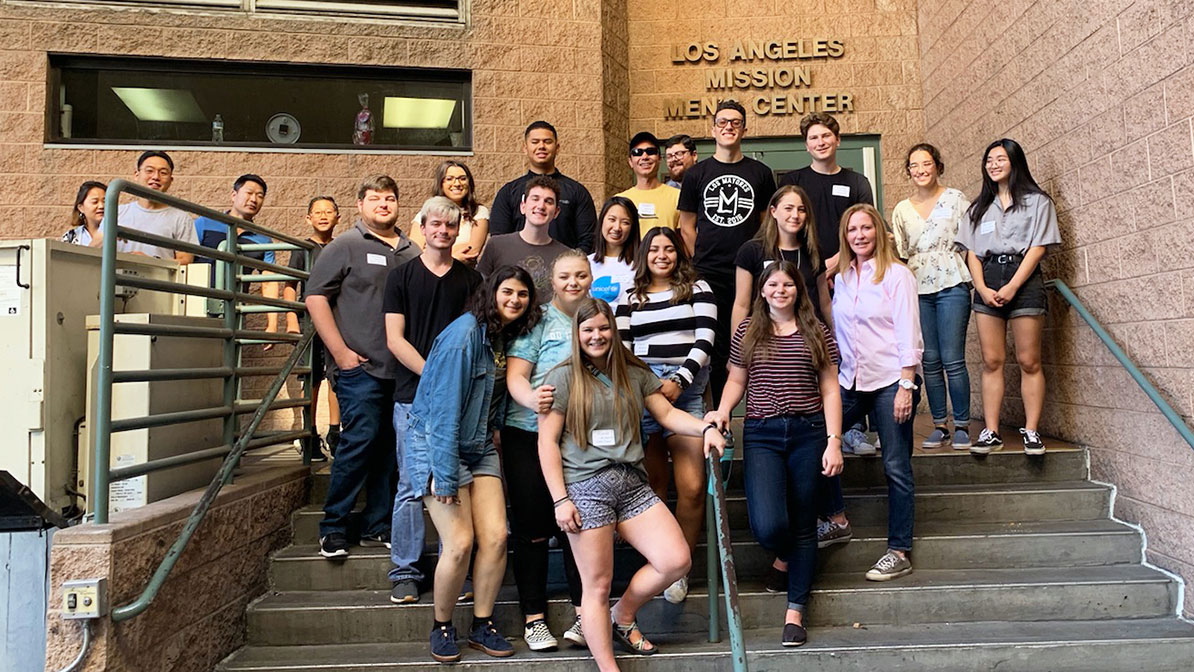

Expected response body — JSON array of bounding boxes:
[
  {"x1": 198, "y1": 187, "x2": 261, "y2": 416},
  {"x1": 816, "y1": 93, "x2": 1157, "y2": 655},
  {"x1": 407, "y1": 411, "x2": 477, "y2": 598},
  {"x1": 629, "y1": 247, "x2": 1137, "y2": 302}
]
[
  {"x1": 523, "y1": 618, "x2": 558, "y2": 651},
  {"x1": 663, "y1": 575, "x2": 690, "y2": 604},
  {"x1": 562, "y1": 615, "x2": 587, "y2": 647}
]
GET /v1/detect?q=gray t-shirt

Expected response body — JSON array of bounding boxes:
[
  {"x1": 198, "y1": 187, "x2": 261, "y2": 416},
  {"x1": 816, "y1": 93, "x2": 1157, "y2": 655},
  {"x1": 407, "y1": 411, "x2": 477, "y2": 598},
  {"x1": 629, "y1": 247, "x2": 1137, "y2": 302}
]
[
  {"x1": 546, "y1": 362, "x2": 662, "y2": 484},
  {"x1": 305, "y1": 220, "x2": 420, "y2": 380},
  {"x1": 955, "y1": 191, "x2": 1061, "y2": 257},
  {"x1": 116, "y1": 201, "x2": 197, "y2": 259},
  {"x1": 476, "y1": 232, "x2": 572, "y2": 305}
]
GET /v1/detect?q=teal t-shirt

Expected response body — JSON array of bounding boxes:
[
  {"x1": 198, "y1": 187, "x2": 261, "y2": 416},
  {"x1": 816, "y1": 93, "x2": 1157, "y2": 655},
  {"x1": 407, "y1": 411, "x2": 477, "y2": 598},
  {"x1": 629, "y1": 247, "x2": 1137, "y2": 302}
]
[{"x1": 505, "y1": 302, "x2": 574, "y2": 433}]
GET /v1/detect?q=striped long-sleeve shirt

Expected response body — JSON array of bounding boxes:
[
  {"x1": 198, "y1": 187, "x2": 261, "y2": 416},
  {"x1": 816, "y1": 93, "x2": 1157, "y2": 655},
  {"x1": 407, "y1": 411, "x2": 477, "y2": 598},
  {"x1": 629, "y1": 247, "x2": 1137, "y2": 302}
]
[{"x1": 614, "y1": 279, "x2": 717, "y2": 389}]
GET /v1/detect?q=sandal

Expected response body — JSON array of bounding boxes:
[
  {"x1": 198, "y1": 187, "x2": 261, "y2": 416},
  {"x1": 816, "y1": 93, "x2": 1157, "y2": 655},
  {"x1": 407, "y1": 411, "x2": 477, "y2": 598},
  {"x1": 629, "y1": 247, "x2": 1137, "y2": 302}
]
[{"x1": 612, "y1": 618, "x2": 657, "y2": 655}]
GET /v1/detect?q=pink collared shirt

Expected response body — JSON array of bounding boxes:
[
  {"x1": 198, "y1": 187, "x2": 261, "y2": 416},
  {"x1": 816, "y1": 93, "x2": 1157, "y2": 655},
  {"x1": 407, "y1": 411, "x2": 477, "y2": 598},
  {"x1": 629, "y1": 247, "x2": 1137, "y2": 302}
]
[{"x1": 832, "y1": 258, "x2": 924, "y2": 392}]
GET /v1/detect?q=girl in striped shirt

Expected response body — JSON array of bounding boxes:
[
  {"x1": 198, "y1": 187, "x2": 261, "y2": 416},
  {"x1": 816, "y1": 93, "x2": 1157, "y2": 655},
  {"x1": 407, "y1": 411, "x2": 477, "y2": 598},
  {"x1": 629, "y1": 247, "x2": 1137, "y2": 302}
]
[{"x1": 613, "y1": 225, "x2": 717, "y2": 604}]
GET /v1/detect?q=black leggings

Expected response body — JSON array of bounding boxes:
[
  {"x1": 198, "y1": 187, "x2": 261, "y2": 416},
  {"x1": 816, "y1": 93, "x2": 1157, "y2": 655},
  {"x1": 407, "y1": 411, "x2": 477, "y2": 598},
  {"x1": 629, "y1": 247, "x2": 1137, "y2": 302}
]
[{"x1": 502, "y1": 426, "x2": 583, "y2": 614}]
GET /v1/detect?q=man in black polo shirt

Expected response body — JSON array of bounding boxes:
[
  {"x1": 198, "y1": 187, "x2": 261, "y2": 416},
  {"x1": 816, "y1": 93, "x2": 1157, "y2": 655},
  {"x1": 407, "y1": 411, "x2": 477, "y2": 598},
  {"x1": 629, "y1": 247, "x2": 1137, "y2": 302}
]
[
  {"x1": 779, "y1": 112, "x2": 874, "y2": 275},
  {"x1": 383, "y1": 196, "x2": 481, "y2": 603},
  {"x1": 488, "y1": 120, "x2": 597, "y2": 252},
  {"x1": 306, "y1": 175, "x2": 420, "y2": 560},
  {"x1": 678, "y1": 100, "x2": 776, "y2": 404}
]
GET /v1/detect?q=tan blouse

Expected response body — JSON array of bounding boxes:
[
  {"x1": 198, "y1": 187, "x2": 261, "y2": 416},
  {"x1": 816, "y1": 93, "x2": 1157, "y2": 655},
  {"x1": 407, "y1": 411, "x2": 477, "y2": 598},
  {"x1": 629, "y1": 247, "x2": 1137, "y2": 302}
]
[{"x1": 891, "y1": 187, "x2": 972, "y2": 294}]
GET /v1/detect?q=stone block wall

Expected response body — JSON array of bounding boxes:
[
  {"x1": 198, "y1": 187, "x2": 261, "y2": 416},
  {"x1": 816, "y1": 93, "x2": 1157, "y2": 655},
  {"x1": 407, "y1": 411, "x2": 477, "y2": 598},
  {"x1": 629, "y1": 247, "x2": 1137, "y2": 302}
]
[
  {"x1": 917, "y1": 0, "x2": 1194, "y2": 616},
  {"x1": 43, "y1": 464, "x2": 308, "y2": 672}
]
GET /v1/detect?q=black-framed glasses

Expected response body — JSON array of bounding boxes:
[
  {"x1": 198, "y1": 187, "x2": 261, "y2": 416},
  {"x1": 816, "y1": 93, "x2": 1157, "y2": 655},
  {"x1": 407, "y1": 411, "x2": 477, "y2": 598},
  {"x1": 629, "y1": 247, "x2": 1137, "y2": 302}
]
[
  {"x1": 714, "y1": 117, "x2": 744, "y2": 129},
  {"x1": 630, "y1": 146, "x2": 660, "y2": 157},
  {"x1": 665, "y1": 149, "x2": 691, "y2": 162}
]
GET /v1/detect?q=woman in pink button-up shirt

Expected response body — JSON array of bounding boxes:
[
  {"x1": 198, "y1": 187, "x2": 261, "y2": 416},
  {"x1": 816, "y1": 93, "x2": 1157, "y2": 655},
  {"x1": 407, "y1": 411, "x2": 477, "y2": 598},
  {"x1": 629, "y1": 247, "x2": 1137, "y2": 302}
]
[{"x1": 829, "y1": 203, "x2": 924, "y2": 582}]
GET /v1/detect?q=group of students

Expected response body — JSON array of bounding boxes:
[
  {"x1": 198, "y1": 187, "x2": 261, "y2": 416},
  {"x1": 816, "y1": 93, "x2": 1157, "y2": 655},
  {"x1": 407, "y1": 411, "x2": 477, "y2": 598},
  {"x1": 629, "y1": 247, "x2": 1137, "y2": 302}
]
[{"x1": 61, "y1": 105, "x2": 1060, "y2": 668}]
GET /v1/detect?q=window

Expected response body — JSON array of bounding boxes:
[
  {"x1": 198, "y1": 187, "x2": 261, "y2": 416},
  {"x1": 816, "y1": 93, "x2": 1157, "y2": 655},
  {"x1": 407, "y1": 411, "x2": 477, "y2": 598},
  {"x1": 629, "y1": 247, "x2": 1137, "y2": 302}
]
[
  {"x1": 49, "y1": 55, "x2": 472, "y2": 152},
  {"x1": 22, "y1": 1, "x2": 461, "y2": 22}
]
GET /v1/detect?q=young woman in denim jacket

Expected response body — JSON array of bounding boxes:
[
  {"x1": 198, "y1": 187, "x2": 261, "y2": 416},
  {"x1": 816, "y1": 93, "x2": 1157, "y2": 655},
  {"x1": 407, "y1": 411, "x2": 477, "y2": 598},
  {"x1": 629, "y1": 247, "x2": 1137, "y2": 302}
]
[{"x1": 403, "y1": 265, "x2": 539, "y2": 664}]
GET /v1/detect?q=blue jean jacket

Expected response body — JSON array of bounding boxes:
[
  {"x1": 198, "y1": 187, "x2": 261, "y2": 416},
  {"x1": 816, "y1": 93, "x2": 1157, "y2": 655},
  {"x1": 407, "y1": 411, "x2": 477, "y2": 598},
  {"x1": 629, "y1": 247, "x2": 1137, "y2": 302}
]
[{"x1": 404, "y1": 313, "x2": 496, "y2": 498}]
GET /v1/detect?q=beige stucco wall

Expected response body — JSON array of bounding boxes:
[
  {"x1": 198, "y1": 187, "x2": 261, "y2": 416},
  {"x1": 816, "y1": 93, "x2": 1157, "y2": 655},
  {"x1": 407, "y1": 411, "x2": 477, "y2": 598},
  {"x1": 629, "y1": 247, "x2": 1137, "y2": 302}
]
[{"x1": 917, "y1": 0, "x2": 1194, "y2": 616}]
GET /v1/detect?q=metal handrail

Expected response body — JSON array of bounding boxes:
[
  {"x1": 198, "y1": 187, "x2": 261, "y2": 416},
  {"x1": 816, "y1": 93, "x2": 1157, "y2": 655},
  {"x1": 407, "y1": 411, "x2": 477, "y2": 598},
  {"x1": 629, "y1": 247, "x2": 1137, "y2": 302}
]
[
  {"x1": 92, "y1": 179, "x2": 318, "y2": 622},
  {"x1": 705, "y1": 441, "x2": 748, "y2": 672},
  {"x1": 1047, "y1": 279, "x2": 1194, "y2": 450}
]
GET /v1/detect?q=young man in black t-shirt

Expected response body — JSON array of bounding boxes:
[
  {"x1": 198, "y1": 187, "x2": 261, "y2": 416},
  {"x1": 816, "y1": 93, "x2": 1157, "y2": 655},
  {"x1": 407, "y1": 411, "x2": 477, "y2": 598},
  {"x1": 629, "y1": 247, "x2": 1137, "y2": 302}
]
[
  {"x1": 383, "y1": 196, "x2": 482, "y2": 604},
  {"x1": 779, "y1": 112, "x2": 874, "y2": 274},
  {"x1": 678, "y1": 100, "x2": 777, "y2": 404}
]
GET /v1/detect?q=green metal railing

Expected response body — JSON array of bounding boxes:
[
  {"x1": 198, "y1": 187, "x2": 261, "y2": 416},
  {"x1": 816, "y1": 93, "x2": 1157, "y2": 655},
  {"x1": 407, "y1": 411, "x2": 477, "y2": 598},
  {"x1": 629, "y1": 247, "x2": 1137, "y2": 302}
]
[
  {"x1": 92, "y1": 179, "x2": 317, "y2": 622},
  {"x1": 706, "y1": 440, "x2": 748, "y2": 672},
  {"x1": 1047, "y1": 279, "x2": 1194, "y2": 450}
]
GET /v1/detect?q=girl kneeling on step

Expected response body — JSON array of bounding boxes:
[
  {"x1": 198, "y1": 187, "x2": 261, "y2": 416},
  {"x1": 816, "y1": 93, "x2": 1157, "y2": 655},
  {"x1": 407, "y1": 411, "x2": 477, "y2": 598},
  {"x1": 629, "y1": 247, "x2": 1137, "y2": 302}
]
[
  {"x1": 538, "y1": 298, "x2": 725, "y2": 672},
  {"x1": 707, "y1": 260, "x2": 844, "y2": 647},
  {"x1": 403, "y1": 266, "x2": 539, "y2": 664}
]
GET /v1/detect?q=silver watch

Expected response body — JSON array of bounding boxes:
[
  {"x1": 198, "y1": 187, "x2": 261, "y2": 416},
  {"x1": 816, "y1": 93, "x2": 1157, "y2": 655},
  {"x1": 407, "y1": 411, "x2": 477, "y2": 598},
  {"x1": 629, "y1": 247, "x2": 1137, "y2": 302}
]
[{"x1": 898, "y1": 378, "x2": 918, "y2": 391}]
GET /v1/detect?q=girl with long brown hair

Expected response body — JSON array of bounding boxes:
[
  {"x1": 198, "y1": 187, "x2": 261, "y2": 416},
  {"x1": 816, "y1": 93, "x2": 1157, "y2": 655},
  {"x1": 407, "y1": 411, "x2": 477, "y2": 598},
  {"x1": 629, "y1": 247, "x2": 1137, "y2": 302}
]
[{"x1": 409, "y1": 160, "x2": 489, "y2": 263}]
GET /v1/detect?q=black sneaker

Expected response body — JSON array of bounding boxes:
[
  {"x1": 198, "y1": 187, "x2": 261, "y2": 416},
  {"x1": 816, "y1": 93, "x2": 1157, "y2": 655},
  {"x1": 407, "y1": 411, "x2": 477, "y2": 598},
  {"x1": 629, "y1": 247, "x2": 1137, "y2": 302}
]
[
  {"x1": 319, "y1": 533, "x2": 349, "y2": 559},
  {"x1": 326, "y1": 426, "x2": 341, "y2": 456},
  {"x1": 468, "y1": 619, "x2": 514, "y2": 658},
  {"x1": 390, "y1": 579, "x2": 420, "y2": 604},
  {"x1": 782, "y1": 622, "x2": 807, "y2": 647},
  {"x1": 430, "y1": 622, "x2": 461, "y2": 663},
  {"x1": 1020, "y1": 428, "x2": 1046, "y2": 456},
  {"x1": 360, "y1": 532, "x2": 391, "y2": 549},
  {"x1": 764, "y1": 565, "x2": 788, "y2": 593},
  {"x1": 458, "y1": 577, "x2": 474, "y2": 603},
  {"x1": 970, "y1": 428, "x2": 1003, "y2": 455}
]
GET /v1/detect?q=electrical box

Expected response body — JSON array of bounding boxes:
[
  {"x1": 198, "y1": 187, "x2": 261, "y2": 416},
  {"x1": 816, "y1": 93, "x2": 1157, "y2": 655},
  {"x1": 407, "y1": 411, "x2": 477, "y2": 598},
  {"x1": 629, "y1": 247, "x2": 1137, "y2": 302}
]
[
  {"x1": 0, "y1": 240, "x2": 190, "y2": 519},
  {"x1": 61, "y1": 578, "x2": 107, "y2": 620}
]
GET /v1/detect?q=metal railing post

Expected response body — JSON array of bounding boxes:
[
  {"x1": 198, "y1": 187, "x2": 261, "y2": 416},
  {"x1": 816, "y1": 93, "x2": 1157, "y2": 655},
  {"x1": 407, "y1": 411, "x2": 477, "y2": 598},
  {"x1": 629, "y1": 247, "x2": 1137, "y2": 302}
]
[
  {"x1": 91, "y1": 180, "x2": 128, "y2": 524},
  {"x1": 221, "y1": 232, "x2": 240, "y2": 485},
  {"x1": 707, "y1": 446, "x2": 747, "y2": 672},
  {"x1": 706, "y1": 494, "x2": 719, "y2": 643}
]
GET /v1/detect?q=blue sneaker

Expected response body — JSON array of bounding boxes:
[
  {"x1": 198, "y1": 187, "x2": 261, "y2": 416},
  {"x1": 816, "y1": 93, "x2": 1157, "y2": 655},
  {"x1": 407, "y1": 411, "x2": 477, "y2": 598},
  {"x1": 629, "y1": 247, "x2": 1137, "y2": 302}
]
[
  {"x1": 430, "y1": 622, "x2": 461, "y2": 663},
  {"x1": 468, "y1": 619, "x2": 515, "y2": 657},
  {"x1": 843, "y1": 428, "x2": 876, "y2": 456}
]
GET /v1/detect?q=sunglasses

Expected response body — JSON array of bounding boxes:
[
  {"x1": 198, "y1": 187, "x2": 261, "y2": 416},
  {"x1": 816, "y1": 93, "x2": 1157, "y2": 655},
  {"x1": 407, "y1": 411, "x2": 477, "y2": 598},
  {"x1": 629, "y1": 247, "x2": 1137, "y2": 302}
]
[{"x1": 630, "y1": 146, "x2": 660, "y2": 157}]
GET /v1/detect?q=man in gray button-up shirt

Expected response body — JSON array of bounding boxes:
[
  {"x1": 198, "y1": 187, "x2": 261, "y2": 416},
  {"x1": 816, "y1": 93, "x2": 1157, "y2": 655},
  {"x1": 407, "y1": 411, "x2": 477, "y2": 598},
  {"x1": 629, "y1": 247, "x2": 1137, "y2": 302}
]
[{"x1": 306, "y1": 175, "x2": 420, "y2": 559}]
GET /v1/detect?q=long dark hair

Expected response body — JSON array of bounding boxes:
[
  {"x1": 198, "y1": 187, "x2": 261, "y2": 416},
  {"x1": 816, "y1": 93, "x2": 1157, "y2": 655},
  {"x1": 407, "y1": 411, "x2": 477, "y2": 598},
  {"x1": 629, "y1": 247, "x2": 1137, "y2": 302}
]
[
  {"x1": 433, "y1": 160, "x2": 479, "y2": 220},
  {"x1": 630, "y1": 226, "x2": 700, "y2": 305},
  {"x1": 967, "y1": 138, "x2": 1050, "y2": 227},
  {"x1": 71, "y1": 180, "x2": 106, "y2": 230},
  {"x1": 756, "y1": 184, "x2": 819, "y2": 270},
  {"x1": 592, "y1": 196, "x2": 640, "y2": 264},
  {"x1": 468, "y1": 265, "x2": 540, "y2": 338},
  {"x1": 739, "y1": 261, "x2": 831, "y2": 370}
]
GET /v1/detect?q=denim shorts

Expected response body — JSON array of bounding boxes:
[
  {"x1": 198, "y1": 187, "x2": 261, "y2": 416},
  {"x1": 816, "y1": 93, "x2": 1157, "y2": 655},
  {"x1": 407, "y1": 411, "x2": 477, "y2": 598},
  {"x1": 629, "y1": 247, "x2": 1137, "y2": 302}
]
[
  {"x1": 566, "y1": 464, "x2": 660, "y2": 530},
  {"x1": 641, "y1": 363, "x2": 709, "y2": 438},
  {"x1": 973, "y1": 255, "x2": 1047, "y2": 319}
]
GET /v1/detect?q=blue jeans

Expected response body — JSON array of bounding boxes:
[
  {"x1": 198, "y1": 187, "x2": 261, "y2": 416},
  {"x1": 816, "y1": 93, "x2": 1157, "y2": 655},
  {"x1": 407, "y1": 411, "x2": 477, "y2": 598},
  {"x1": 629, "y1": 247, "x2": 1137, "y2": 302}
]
[
  {"x1": 919, "y1": 284, "x2": 971, "y2": 426},
  {"x1": 743, "y1": 414, "x2": 825, "y2": 612},
  {"x1": 821, "y1": 380, "x2": 919, "y2": 551},
  {"x1": 641, "y1": 363, "x2": 708, "y2": 437},
  {"x1": 389, "y1": 402, "x2": 425, "y2": 583},
  {"x1": 319, "y1": 368, "x2": 396, "y2": 538}
]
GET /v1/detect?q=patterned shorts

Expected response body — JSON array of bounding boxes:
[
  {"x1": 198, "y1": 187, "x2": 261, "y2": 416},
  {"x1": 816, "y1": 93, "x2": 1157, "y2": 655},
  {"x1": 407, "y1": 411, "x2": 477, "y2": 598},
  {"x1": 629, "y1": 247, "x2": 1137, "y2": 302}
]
[{"x1": 566, "y1": 464, "x2": 660, "y2": 531}]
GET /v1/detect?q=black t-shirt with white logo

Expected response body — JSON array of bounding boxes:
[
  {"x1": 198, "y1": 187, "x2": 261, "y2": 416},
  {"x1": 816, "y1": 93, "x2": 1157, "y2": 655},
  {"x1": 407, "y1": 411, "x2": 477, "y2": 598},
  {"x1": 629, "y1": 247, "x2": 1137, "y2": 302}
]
[
  {"x1": 678, "y1": 156, "x2": 777, "y2": 283},
  {"x1": 779, "y1": 166, "x2": 873, "y2": 259}
]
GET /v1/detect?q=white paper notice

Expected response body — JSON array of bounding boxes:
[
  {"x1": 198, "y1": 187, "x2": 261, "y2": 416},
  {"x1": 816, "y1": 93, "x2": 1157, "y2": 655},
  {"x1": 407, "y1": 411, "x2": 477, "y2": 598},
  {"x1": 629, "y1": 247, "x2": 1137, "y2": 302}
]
[{"x1": 0, "y1": 266, "x2": 21, "y2": 317}]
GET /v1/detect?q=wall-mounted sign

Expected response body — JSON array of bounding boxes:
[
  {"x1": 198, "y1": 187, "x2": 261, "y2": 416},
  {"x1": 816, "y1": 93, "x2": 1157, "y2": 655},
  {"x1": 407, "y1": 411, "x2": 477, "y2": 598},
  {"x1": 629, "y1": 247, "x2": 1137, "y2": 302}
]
[{"x1": 664, "y1": 39, "x2": 854, "y2": 120}]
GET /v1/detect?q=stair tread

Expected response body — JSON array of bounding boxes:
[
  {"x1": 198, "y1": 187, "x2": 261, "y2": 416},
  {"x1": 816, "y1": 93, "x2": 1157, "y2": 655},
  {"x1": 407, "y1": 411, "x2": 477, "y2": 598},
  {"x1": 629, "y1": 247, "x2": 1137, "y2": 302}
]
[
  {"x1": 252, "y1": 564, "x2": 1171, "y2": 611},
  {"x1": 222, "y1": 617, "x2": 1194, "y2": 668}
]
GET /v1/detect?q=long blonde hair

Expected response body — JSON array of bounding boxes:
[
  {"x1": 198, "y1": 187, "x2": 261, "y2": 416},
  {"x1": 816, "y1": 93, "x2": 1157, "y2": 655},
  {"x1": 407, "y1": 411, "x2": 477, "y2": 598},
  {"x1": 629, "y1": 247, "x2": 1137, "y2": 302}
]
[
  {"x1": 756, "y1": 185, "x2": 820, "y2": 270},
  {"x1": 739, "y1": 261, "x2": 832, "y2": 370},
  {"x1": 836, "y1": 203, "x2": 901, "y2": 283},
  {"x1": 562, "y1": 299, "x2": 652, "y2": 448}
]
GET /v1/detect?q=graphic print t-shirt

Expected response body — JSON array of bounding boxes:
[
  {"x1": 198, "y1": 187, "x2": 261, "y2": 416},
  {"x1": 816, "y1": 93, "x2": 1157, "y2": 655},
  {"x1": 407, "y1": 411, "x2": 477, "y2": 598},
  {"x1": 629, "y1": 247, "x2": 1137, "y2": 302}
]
[{"x1": 678, "y1": 156, "x2": 776, "y2": 282}]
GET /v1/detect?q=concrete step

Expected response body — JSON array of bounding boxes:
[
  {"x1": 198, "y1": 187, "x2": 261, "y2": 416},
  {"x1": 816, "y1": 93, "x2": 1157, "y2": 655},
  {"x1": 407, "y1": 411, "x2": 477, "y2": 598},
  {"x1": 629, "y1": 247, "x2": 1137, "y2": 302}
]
[
  {"x1": 305, "y1": 448, "x2": 1087, "y2": 505},
  {"x1": 246, "y1": 565, "x2": 1178, "y2": 646},
  {"x1": 221, "y1": 618, "x2": 1194, "y2": 671},
  {"x1": 293, "y1": 479, "x2": 1110, "y2": 547},
  {"x1": 271, "y1": 519, "x2": 1142, "y2": 592}
]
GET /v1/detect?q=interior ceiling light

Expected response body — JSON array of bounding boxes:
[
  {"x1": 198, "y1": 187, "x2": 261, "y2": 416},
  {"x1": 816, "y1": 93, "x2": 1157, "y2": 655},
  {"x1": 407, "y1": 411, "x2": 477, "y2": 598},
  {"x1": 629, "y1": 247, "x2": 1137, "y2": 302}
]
[
  {"x1": 112, "y1": 87, "x2": 208, "y2": 123},
  {"x1": 382, "y1": 97, "x2": 457, "y2": 129}
]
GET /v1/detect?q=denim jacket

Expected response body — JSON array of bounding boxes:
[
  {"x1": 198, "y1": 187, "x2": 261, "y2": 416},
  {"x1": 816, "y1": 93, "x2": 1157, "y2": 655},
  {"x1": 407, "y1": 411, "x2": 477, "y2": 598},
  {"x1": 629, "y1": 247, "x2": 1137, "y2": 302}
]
[{"x1": 404, "y1": 313, "x2": 496, "y2": 498}]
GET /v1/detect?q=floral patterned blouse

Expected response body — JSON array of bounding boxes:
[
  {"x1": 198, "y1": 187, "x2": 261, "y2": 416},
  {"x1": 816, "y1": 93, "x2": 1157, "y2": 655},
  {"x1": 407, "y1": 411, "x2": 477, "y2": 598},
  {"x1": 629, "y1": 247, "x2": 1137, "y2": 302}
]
[{"x1": 891, "y1": 187, "x2": 972, "y2": 294}]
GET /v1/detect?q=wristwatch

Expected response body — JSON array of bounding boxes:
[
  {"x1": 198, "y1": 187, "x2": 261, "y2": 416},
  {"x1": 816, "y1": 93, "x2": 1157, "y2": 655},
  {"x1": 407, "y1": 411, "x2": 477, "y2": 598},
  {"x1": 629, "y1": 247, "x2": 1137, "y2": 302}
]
[{"x1": 898, "y1": 378, "x2": 918, "y2": 391}]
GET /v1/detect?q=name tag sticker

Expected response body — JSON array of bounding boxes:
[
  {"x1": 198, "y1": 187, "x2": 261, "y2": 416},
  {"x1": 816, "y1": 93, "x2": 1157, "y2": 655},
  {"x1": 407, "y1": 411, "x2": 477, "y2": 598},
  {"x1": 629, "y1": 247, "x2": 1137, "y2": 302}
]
[
  {"x1": 591, "y1": 429, "x2": 616, "y2": 446},
  {"x1": 832, "y1": 184, "x2": 851, "y2": 197},
  {"x1": 638, "y1": 202, "x2": 657, "y2": 217},
  {"x1": 929, "y1": 205, "x2": 951, "y2": 220},
  {"x1": 366, "y1": 253, "x2": 388, "y2": 266},
  {"x1": 980, "y1": 219, "x2": 996, "y2": 235},
  {"x1": 634, "y1": 341, "x2": 649, "y2": 356}
]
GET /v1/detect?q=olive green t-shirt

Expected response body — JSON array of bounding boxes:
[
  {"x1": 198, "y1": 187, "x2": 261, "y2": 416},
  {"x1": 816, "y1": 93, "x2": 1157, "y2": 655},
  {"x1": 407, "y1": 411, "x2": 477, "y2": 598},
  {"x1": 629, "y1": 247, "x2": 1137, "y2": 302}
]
[{"x1": 545, "y1": 362, "x2": 662, "y2": 484}]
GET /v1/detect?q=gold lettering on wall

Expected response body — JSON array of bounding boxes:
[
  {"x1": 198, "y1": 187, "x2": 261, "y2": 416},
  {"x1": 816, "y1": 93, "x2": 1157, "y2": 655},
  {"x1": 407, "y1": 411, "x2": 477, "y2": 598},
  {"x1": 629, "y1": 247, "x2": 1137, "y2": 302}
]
[{"x1": 664, "y1": 39, "x2": 853, "y2": 119}]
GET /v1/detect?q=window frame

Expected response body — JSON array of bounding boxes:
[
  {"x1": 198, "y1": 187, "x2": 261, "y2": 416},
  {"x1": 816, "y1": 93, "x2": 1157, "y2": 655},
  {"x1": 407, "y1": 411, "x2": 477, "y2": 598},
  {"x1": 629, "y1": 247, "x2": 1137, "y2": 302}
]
[{"x1": 7, "y1": 0, "x2": 464, "y2": 23}]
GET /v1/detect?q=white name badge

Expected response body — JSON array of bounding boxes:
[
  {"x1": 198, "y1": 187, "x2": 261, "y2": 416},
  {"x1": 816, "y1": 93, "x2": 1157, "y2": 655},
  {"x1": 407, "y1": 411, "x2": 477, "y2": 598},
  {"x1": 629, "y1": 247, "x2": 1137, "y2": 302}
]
[
  {"x1": 832, "y1": 184, "x2": 851, "y2": 197},
  {"x1": 591, "y1": 429, "x2": 616, "y2": 446},
  {"x1": 638, "y1": 202, "x2": 657, "y2": 217},
  {"x1": 929, "y1": 204, "x2": 951, "y2": 220},
  {"x1": 634, "y1": 341, "x2": 649, "y2": 356},
  {"x1": 980, "y1": 219, "x2": 996, "y2": 235},
  {"x1": 366, "y1": 253, "x2": 388, "y2": 266}
]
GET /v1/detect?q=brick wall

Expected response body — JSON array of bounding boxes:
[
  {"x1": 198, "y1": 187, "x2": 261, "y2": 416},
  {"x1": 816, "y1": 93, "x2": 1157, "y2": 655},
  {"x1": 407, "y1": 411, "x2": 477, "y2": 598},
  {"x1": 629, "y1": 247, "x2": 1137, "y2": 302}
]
[{"x1": 918, "y1": 0, "x2": 1194, "y2": 616}]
